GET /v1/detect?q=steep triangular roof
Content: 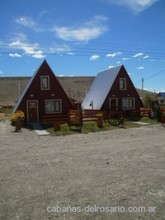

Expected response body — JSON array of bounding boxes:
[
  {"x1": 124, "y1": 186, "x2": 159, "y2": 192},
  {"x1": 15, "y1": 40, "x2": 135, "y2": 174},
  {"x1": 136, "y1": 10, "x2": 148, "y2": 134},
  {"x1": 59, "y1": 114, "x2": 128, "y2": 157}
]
[
  {"x1": 13, "y1": 60, "x2": 63, "y2": 112},
  {"x1": 13, "y1": 61, "x2": 46, "y2": 112},
  {"x1": 81, "y1": 65, "x2": 122, "y2": 110}
]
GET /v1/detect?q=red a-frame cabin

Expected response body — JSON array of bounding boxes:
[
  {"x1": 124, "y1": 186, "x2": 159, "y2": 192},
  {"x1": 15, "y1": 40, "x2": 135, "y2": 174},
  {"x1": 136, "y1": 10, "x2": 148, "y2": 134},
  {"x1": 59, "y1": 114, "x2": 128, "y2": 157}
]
[{"x1": 13, "y1": 60, "x2": 73, "y2": 124}]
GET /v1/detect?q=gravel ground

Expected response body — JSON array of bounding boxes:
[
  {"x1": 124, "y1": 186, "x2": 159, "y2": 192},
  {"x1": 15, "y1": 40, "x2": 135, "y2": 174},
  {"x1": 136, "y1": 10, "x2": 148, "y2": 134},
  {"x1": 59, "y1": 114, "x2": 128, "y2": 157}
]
[{"x1": 0, "y1": 121, "x2": 165, "y2": 220}]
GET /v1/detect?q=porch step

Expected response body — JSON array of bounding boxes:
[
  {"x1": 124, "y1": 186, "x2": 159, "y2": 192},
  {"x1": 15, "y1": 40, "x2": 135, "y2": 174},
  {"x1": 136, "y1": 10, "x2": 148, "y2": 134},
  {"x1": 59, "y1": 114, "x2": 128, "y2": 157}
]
[{"x1": 33, "y1": 123, "x2": 50, "y2": 136}]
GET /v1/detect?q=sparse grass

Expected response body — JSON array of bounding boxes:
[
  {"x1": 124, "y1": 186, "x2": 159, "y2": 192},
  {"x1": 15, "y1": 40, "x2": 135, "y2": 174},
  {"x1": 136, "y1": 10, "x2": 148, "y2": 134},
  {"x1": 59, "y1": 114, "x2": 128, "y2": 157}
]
[
  {"x1": 0, "y1": 106, "x2": 13, "y2": 114},
  {"x1": 0, "y1": 106, "x2": 13, "y2": 121},
  {"x1": 44, "y1": 117, "x2": 161, "y2": 136},
  {"x1": 1, "y1": 115, "x2": 159, "y2": 135},
  {"x1": 124, "y1": 120, "x2": 141, "y2": 128},
  {"x1": 0, "y1": 113, "x2": 11, "y2": 121},
  {"x1": 139, "y1": 116, "x2": 160, "y2": 124},
  {"x1": 42, "y1": 123, "x2": 73, "y2": 136},
  {"x1": 81, "y1": 121, "x2": 116, "y2": 133},
  {"x1": 44, "y1": 120, "x2": 139, "y2": 136},
  {"x1": 44, "y1": 121, "x2": 118, "y2": 136},
  {"x1": 124, "y1": 117, "x2": 161, "y2": 128}
]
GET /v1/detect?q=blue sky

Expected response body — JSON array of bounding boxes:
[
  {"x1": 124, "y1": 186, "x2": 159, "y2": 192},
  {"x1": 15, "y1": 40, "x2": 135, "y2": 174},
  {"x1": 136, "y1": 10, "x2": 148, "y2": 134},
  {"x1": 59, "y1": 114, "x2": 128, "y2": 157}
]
[{"x1": 0, "y1": 0, "x2": 165, "y2": 92}]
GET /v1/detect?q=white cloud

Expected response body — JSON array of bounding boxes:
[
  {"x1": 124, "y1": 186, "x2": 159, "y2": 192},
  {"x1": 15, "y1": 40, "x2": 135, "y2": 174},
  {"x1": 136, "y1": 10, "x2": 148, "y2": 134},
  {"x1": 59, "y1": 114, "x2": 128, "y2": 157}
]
[
  {"x1": 137, "y1": 66, "x2": 144, "y2": 70},
  {"x1": 53, "y1": 26, "x2": 106, "y2": 42},
  {"x1": 52, "y1": 16, "x2": 108, "y2": 42},
  {"x1": 15, "y1": 16, "x2": 43, "y2": 31},
  {"x1": 32, "y1": 50, "x2": 45, "y2": 59},
  {"x1": 103, "y1": 0, "x2": 159, "y2": 14},
  {"x1": 9, "y1": 41, "x2": 45, "y2": 59},
  {"x1": 0, "y1": 70, "x2": 3, "y2": 75},
  {"x1": 89, "y1": 54, "x2": 100, "y2": 61},
  {"x1": 15, "y1": 16, "x2": 35, "y2": 27},
  {"x1": 106, "y1": 52, "x2": 122, "y2": 57},
  {"x1": 133, "y1": 52, "x2": 144, "y2": 58},
  {"x1": 9, "y1": 53, "x2": 22, "y2": 57},
  {"x1": 122, "y1": 57, "x2": 130, "y2": 60},
  {"x1": 67, "y1": 52, "x2": 75, "y2": 55},
  {"x1": 49, "y1": 44, "x2": 71, "y2": 53},
  {"x1": 143, "y1": 55, "x2": 150, "y2": 59}
]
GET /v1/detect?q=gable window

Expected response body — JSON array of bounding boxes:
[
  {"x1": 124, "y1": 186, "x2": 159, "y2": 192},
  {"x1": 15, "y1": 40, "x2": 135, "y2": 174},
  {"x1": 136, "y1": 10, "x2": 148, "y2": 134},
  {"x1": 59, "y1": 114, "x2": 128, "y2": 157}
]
[
  {"x1": 120, "y1": 78, "x2": 126, "y2": 90},
  {"x1": 41, "y1": 76, "x2": 50, "y2": 90},
  {"x1": 45, "y1": 99, "x2": 62, "y2": 114},
  {"x1": 122, "y1": 98, "x2": 135, "y2": 110}
]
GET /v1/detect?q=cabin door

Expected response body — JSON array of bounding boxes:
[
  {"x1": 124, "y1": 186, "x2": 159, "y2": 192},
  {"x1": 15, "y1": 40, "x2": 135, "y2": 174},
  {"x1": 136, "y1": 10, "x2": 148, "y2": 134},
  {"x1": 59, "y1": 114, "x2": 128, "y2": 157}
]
[
  {"x1": 27, "y1": 100, "x2": 38, "y2": 123},
  {"x1": 109, "y1": 98, "x2": 118, "y2": 111}
]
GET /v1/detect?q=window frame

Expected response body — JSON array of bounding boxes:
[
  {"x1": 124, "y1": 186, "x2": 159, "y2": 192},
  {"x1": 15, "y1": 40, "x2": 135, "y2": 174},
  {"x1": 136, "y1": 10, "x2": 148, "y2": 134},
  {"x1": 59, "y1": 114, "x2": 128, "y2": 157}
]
[
  {"x1": 45, "y1": 99, "x2": 62, "y2": 114},
  {"x1": 119, "y1": 78, "x2": 127, "y2": 90},
  {"x1": 41, "y1": 75, "x2": 50, "y2": 90},
  {"x1": 122, "y1": 97, "x2": 135, "y2": 110}
]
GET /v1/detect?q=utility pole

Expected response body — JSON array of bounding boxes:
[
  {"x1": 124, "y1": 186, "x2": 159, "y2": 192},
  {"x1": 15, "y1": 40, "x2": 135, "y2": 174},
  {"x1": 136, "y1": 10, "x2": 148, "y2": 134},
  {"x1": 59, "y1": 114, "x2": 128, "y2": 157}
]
[{"x1": 142, "y1": 78, "x2": 144, "y2": 90}]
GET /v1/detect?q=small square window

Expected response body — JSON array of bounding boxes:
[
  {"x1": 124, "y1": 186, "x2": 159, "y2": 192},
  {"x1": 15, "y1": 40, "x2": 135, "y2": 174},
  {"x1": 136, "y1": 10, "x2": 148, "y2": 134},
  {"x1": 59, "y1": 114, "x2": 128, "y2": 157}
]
[
  {"x1": 45, "y1": 100, "x2": 62, "y2": 114},
  {"x1": 122, "y1": 98, "x2": 135, "y2": 109},
  {"x1": 41, "y1": 76, "x2": 50, "y2": 90}
]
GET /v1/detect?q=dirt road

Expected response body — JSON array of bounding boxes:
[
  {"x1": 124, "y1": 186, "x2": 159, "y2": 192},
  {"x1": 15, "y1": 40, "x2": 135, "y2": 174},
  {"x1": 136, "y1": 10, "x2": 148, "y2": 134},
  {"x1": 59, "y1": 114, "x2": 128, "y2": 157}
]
[{"x1": 0, "y1": 121, "x2": 165, "y2": 220}]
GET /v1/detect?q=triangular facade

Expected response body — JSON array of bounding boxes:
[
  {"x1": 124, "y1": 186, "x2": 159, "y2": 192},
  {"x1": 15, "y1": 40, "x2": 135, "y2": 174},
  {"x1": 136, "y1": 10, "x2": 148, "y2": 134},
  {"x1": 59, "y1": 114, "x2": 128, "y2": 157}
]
[
  {"x1": 13, "y1": 60, "x2": 73, "y2": 123},
  {"x1": 82, "y1": 65, "x2": 144, "y2": 116}
]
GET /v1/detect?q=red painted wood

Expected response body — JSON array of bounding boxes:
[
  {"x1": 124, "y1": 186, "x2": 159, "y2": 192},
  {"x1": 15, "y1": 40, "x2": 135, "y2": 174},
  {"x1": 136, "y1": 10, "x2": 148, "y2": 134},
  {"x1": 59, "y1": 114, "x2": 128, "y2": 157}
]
[{"x1": 15, "y1": 60, "x2": 74, "y2": 123}]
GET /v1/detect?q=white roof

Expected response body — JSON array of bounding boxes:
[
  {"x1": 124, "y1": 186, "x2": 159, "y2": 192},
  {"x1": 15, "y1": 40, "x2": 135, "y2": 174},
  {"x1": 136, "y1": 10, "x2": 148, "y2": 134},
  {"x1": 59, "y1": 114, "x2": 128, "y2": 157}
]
[{"x1": 81, "y1": 65, "x2": 122, "y2": 110}]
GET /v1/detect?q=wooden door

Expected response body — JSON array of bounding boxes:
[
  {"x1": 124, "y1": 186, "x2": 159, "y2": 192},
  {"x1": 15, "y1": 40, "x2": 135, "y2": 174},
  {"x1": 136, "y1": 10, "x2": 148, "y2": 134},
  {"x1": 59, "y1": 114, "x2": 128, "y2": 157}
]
[
  {"x1": 109, "y1": 98, "x2": 118, "y2": 111},
  {"x1": 27, "y1": 100, "x2": 38, "y2": 123}
]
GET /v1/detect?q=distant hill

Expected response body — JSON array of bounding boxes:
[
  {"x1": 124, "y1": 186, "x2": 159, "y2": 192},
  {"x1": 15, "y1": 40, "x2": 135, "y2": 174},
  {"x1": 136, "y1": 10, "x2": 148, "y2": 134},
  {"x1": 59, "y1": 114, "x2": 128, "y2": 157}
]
[
  {"x1": 136, "y1": 88, "x2": 156, "y2": 100},
  {"x1": 0, "y1": 76, "x2": 94, "y2": 106},
  {"x1": 0, "y1": 76, "x2": 155, "y2": 106}
]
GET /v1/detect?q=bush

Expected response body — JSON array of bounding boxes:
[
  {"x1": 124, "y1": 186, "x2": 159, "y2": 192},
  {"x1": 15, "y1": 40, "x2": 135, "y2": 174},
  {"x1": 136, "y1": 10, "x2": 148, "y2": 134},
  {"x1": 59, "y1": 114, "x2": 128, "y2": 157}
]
[{"x1": 11, "y1": 110, "x2": 25, "y2": 123}]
